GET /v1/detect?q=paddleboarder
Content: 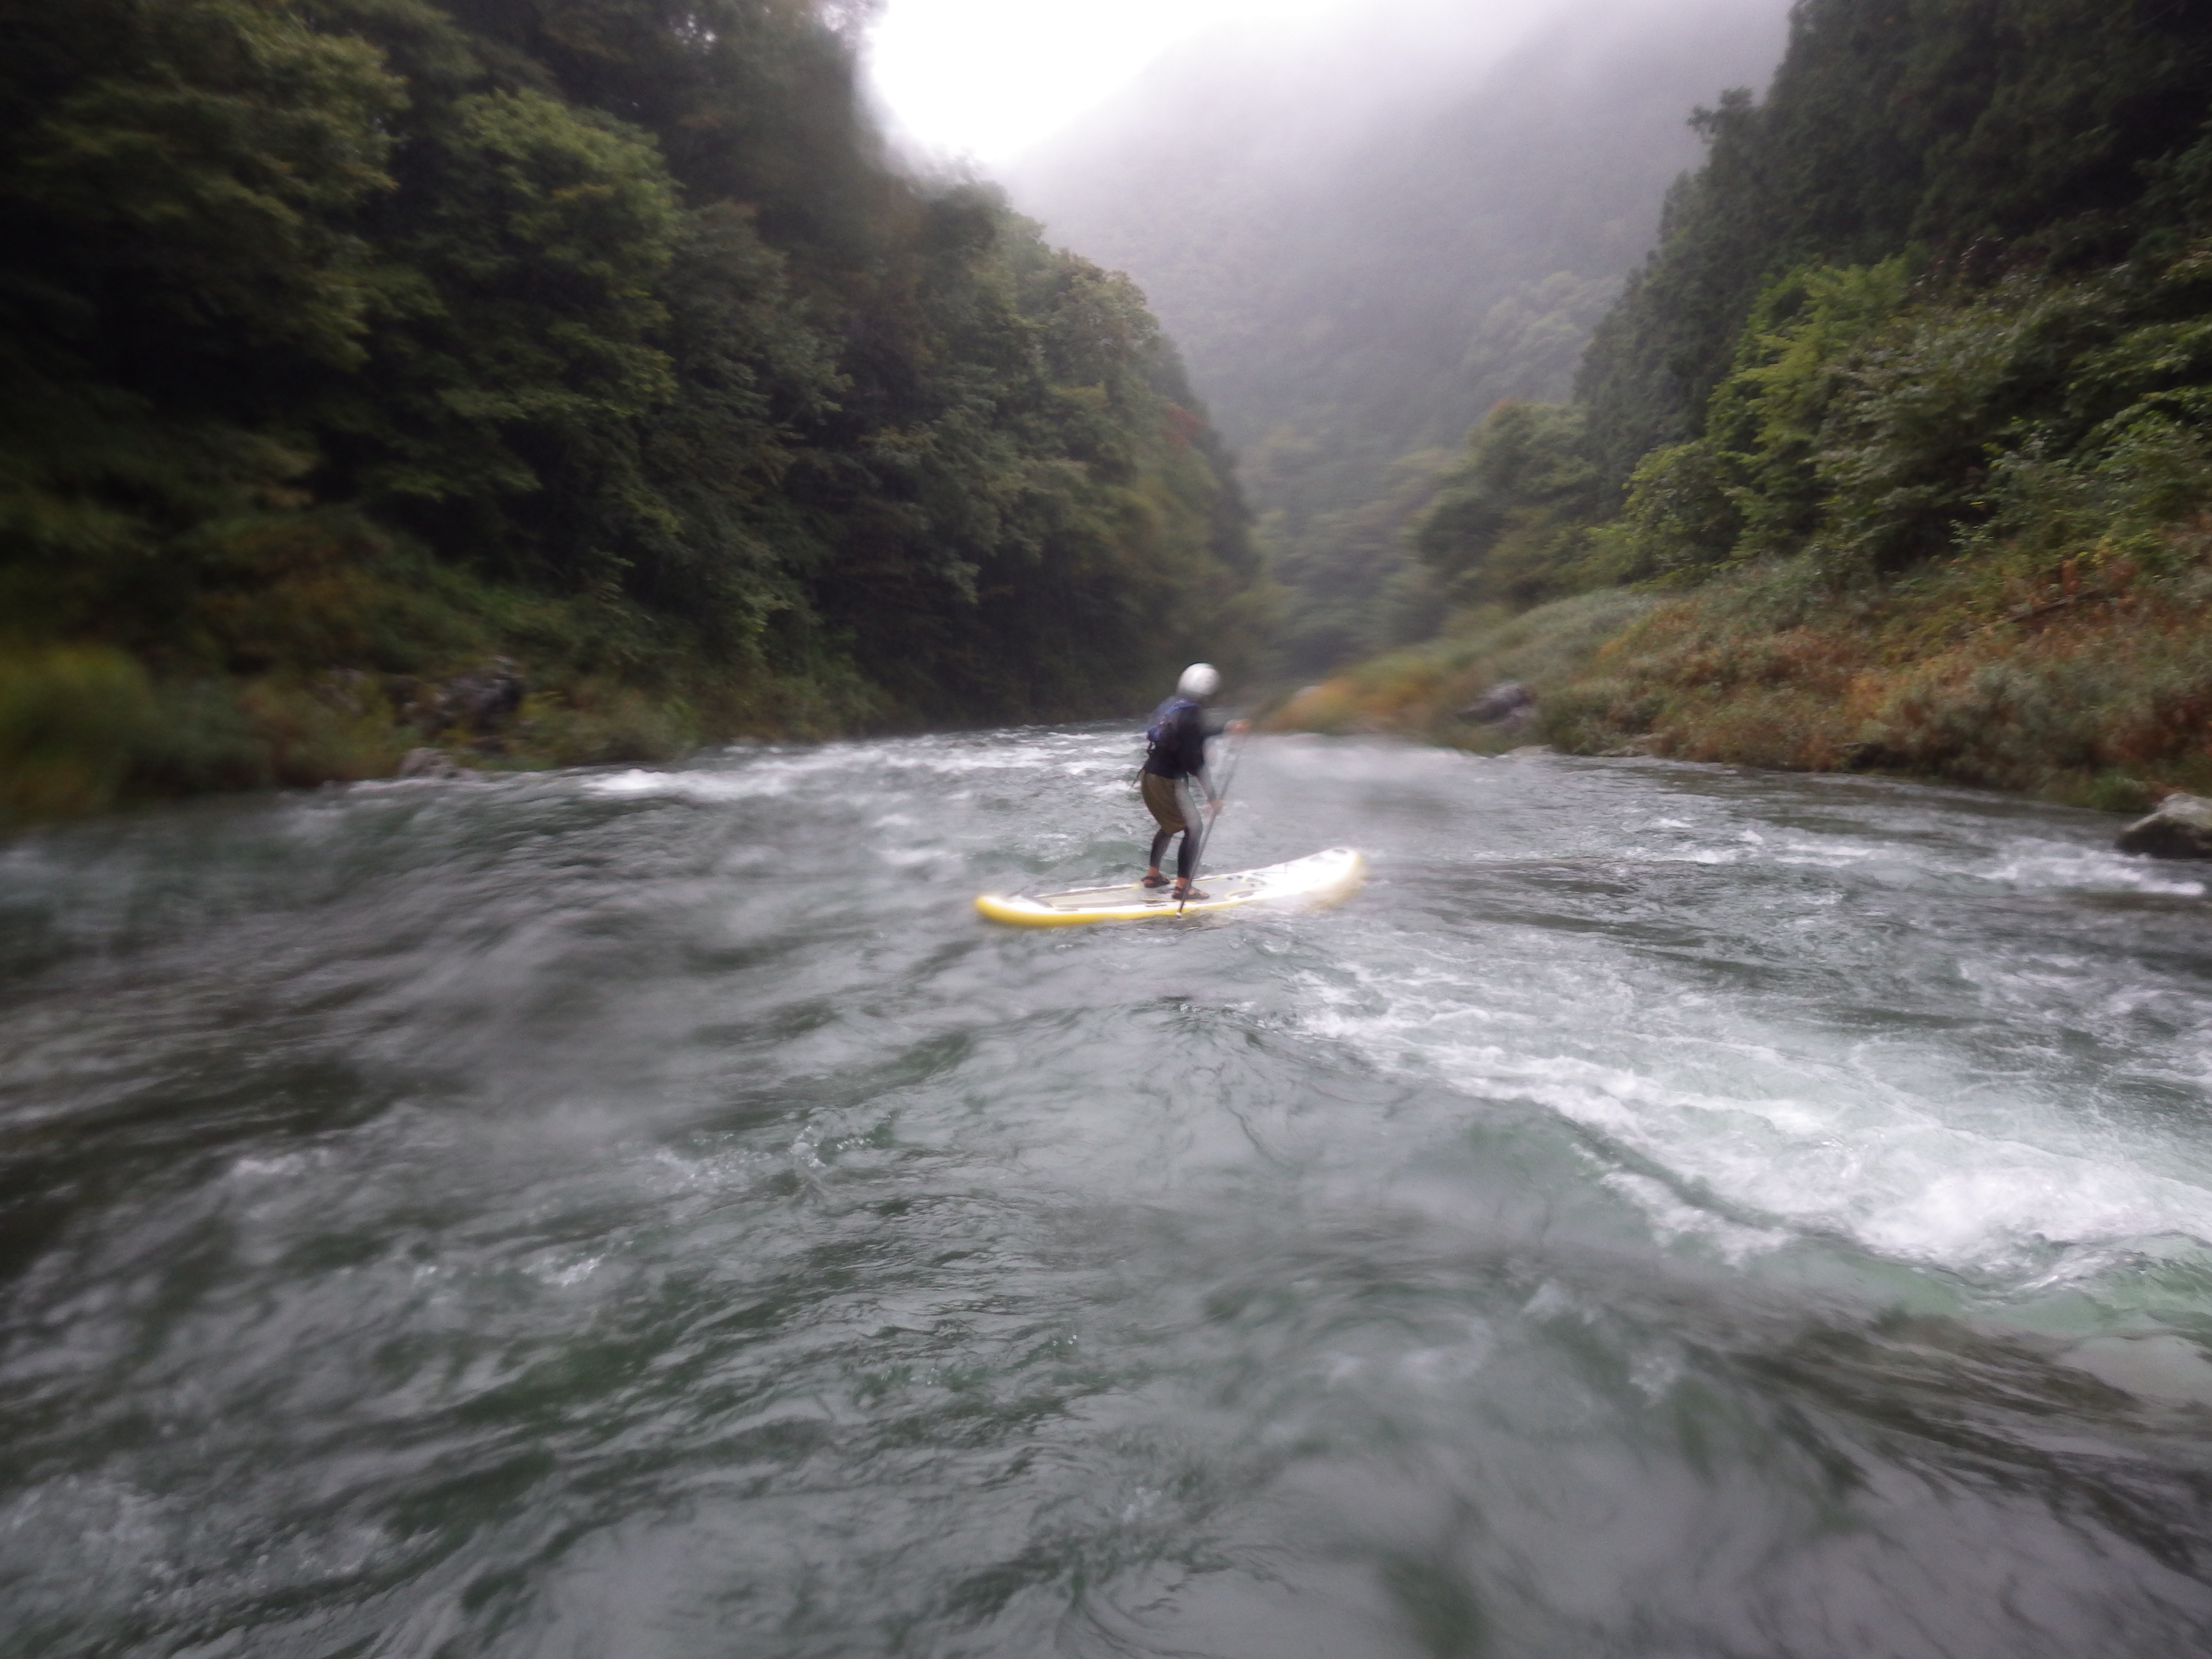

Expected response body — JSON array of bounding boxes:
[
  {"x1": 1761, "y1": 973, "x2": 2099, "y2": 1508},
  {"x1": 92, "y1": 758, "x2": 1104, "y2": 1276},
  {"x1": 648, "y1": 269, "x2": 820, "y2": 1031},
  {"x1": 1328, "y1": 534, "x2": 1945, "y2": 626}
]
[{"x1": 1141, "y1": 663, "x2": 1249, "y2": 901}]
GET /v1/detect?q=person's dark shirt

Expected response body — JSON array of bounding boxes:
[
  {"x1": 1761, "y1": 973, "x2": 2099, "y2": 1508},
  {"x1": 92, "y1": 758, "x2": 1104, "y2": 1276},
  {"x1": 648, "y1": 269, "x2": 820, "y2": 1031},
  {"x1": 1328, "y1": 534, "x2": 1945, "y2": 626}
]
[{"x1": 1142, "y1": 700, "x2": 1226, "y2": 781}]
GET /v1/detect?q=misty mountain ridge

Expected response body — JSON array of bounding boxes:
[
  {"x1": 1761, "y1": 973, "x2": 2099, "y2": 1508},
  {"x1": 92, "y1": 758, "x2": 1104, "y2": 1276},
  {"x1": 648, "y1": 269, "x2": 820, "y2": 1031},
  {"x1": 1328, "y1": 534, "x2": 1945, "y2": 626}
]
[
  {"x1": 1007, "y1": 0, "x2": 1793, "y2": 672},
  {"x1": 1286, "y1": 0, "x2": 2212, "y2": 817}
]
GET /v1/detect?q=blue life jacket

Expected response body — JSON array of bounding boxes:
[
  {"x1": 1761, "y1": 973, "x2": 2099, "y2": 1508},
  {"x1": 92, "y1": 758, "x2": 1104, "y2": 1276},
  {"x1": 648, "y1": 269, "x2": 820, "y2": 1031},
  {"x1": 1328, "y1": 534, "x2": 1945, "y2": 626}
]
[{"x1": 1146, "y1": 696, "x2": 1198, "y2": 760}]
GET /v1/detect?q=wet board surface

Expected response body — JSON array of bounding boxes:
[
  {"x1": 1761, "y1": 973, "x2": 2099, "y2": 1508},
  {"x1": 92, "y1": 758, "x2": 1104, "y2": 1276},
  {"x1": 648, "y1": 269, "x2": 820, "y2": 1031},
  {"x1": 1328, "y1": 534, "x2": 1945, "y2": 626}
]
[{"x1": 974, "y1": 846, "x2": 1365, "y2": 927}]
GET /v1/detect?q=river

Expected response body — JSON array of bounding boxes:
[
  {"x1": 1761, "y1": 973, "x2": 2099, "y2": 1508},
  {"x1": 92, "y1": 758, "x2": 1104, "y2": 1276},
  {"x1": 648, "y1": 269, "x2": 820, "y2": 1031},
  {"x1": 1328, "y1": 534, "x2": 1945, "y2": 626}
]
[{"x1": 4, "y1": 729, "x2": 2212, "y2": 1657}]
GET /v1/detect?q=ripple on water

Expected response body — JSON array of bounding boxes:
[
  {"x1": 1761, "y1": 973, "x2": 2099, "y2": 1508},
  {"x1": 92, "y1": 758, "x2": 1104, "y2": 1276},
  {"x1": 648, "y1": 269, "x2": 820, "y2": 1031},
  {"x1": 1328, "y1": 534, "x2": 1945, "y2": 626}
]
[{"x1": 4, "y1": 733, "x2": 2212, "y2": 1657}]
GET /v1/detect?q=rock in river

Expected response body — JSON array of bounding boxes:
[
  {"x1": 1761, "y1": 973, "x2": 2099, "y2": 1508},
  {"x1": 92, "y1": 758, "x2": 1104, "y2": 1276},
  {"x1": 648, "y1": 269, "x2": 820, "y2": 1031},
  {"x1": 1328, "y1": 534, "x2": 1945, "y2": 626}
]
[{"x1": 2116, "y1": 793, "x2": 2212, "y2": 859}]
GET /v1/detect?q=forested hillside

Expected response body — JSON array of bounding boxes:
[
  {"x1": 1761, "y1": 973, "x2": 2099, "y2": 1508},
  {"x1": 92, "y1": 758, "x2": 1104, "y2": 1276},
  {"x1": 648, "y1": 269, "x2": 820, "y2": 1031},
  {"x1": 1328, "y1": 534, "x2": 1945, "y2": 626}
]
[
  {"x1": 0, "y1": 0, "x2": 1260, "y2": 817},
  {"x1": 1297, "y1": 0, "x2": 2212, "y2": 810},
  {"x1": 1009, "y1": 0, "x2": 1790, "y2": 674}
]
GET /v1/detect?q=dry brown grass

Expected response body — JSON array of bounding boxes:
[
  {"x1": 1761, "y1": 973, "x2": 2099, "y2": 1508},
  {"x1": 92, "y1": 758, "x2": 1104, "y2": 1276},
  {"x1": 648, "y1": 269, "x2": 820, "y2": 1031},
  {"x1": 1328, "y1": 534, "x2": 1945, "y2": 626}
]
[
  {"x1": 1538, "y1": 537, "x2": 2212, "y2": 809},
  {"x1": 1276, "y1": 531, "x2": 2212, "y2": 813},
  {"x1": 1269, "y1": 589, "x2": 1658, "y2": 748}
]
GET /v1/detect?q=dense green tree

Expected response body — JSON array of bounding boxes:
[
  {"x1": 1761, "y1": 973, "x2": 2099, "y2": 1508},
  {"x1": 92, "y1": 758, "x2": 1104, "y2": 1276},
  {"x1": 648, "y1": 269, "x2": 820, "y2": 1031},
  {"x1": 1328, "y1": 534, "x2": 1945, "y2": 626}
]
[
  {"x1": 1578, "y1": 0, "x2": 2212, "y2": 490},
  {"x1": 0, "y1": 0, "x2": 1262, "y2": 804},
  {"x1": 0, "y1": 0, "x2": 404, "y2": 643},
  {"x1": 1413, "y1": 402, "x2": 1609, "y2": 608},
  {"x1": 340, "y1": 86, "x2": 684, "y2": 585},
  {"x1": 1412, "y1": 0, "x2": 2212, "y2": 625}
]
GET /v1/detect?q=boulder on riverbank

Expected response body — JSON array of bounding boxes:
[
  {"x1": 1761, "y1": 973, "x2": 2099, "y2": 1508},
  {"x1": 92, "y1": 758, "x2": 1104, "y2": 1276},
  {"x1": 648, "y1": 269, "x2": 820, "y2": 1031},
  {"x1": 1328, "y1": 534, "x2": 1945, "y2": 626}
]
[
  {"x1": 384, "y1": 660, "x2": 526, "y2": 737},
  {"x1": 396, "y1": 747, "x2": 477, "y2": 782},
  {"x1": 1462, "y1": 681, "x2": 1535, "y2": 726},
  {"x1": 2116, "y1": 793, "x2": 2212, "y2": 859}
]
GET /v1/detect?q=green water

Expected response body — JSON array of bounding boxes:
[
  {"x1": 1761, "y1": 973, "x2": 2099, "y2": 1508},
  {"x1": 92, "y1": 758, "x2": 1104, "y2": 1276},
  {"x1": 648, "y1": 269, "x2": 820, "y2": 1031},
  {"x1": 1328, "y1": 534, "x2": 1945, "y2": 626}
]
[{"x1": 4, "y1": 731, "x2": 2212, "y2": 1657}]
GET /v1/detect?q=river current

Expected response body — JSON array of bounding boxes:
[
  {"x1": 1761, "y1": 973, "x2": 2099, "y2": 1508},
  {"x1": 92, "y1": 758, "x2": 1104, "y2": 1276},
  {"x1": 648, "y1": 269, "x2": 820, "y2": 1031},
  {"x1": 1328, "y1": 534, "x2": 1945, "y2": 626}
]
[{"x1": 5, "y1": 729, "x2": 2212, "y2": 1658}]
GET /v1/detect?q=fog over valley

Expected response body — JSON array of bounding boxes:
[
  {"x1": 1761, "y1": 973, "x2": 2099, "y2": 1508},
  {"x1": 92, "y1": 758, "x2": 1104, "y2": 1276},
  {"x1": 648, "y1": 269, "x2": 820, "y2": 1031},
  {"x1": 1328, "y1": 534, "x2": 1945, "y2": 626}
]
[{"x1": 1002, "y1": 0, "x2": 1794, "y2": 670}]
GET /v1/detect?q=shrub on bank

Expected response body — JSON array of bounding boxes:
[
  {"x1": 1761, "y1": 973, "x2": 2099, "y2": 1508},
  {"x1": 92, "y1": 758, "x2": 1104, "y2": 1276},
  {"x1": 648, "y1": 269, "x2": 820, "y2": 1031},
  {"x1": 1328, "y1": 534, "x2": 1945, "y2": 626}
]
[
  {"x1": 1279, "y1": 522, "x2": 2212, "y2": 814},
  {"x1": 0, "y1": 648, "x2": 158, "y2": 819},
  {"x1": 1530, "y1": 536, "x2": 2212, "y2": 808},
  {"x1": 1269, "y1": 589, "x2": 1655, "y2": 745}
]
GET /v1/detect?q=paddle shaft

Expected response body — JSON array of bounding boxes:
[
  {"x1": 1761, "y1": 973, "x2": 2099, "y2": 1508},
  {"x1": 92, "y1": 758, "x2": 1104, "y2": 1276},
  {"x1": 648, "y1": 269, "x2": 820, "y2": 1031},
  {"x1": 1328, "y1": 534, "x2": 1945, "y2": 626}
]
[{"x1": 1180, "y1": 727, "x2": 1249, "y2": 913}]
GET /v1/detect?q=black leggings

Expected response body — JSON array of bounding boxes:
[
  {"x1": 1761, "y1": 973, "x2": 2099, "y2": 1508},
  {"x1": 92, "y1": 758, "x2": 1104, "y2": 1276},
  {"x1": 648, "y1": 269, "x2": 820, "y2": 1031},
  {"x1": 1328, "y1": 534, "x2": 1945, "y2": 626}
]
[
  {"x1": 1143, "y1": 773, "x2": 1204, "y2": 879},
  {"x1": 1150, "y1": 824, "x2": 1199, "y2": 880}
]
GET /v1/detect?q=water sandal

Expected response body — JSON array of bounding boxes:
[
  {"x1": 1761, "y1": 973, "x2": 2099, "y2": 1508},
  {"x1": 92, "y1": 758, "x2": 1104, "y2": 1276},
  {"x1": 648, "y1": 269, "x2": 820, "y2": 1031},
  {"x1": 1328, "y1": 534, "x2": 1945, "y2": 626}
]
[
  {"x1": 1174, "y1": 886, "x2": 1210, "y2": 902},
  {"x1": 1141, "y1": 873, "x2": 1172, "y2": 889}
]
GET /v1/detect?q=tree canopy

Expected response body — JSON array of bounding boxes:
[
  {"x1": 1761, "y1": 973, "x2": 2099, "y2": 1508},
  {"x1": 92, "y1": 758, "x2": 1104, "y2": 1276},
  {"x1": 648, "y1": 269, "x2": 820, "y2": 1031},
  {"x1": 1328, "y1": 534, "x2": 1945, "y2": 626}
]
[
  {"x1": 1414, "y1": 0, "x2": 2212, "y2": 616},
  {"x1": 0, "y1": 0, "x2": 1261, "y2": 793}
]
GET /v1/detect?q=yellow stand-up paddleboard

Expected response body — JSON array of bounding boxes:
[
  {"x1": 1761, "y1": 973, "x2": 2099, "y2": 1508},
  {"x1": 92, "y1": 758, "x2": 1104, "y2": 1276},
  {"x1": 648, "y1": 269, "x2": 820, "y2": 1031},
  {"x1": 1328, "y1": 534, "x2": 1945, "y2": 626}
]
[{"x1": 975, "y1": 847, "x2": 1366, "y2": 927}]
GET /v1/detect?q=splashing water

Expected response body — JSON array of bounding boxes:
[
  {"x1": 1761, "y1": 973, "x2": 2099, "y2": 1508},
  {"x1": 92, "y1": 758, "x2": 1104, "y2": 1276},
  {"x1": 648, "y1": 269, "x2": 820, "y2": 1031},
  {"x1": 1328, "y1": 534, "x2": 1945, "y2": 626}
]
[{"x1": 4, "y1": 730, "x2": 2212, "y2": 1657}]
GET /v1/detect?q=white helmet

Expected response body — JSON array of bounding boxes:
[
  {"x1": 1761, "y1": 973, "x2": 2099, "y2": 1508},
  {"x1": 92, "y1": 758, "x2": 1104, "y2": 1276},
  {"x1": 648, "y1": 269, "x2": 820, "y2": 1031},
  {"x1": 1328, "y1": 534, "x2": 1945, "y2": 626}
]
[{"x1": 1178, "y1": 662, "x2": 1222, "y2": 699}]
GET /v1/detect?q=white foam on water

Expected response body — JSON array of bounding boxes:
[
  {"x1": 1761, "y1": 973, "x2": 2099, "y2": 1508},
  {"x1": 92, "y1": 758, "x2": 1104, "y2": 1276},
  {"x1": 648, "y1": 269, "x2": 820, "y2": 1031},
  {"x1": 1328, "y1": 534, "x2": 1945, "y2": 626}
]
[
  {"x1": 1542, "y1": 1038, "x2": 2200, "y2": 1275},
  {"x1": 877, "y1": 846, "x2": 953, "y2": 870},
  {"x1": 585, "y1": 769, "x2": 793, "y2": 802},
  {"x1": 581, "y1": 730, "x2": 1146, "y2": 816},
  {"x1": 1600, "y1": 1170, "x2": 1792, "y2": 1263},
  {"x1": 229, "y1": 1153, "x2": 312, "y2": 1180},
  {"x1": 531, "y1": 1253, "x2": 604, "y2": 1288},
  {"x1": 1300, "y1": 920, "x2": 2212, "y2": 1286},
  {"x1": 1984, "y1": 839, "x2": 2208, "y2": 896}
]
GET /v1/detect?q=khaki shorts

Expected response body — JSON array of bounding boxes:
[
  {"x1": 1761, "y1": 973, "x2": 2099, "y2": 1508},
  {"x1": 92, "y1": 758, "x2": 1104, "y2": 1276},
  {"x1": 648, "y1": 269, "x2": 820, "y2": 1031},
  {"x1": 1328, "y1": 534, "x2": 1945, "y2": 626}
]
[{"x1": 1142, "y1": 770, "x2": 1195, "y2": 834}]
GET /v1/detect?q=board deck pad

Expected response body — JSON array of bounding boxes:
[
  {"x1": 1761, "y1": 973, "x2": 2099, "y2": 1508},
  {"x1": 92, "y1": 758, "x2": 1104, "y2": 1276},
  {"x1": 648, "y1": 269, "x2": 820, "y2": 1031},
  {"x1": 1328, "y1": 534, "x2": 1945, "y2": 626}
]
[{"x1": 975, "y1": 847, "x2": 1365, "y2": 927}]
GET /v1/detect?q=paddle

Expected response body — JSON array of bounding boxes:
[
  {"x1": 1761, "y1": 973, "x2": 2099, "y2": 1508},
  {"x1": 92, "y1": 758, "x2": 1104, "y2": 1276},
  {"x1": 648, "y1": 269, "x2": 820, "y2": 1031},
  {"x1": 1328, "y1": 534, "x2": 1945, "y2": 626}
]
[{"x1": 1179, "y1": 724, "x2": 1250, "y2": 914}]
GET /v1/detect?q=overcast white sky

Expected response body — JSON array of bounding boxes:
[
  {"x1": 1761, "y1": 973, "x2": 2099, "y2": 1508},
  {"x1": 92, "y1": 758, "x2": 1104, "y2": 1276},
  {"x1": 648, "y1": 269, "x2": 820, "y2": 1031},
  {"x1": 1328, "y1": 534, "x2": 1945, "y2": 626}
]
[{"x1": 861, "y1": 0, "x2": 1353, "y2": 168}]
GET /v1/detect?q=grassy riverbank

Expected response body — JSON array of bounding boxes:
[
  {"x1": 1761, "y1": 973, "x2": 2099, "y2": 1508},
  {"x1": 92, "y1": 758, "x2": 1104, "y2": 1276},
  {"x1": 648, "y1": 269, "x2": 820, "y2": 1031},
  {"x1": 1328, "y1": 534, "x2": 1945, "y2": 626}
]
[
  {"x1": 1274, "y1": 528, "x2": 2212, "y2": 815},
  {"x1": 0, "y1": 527, "x2": 879, "y2": 822},
  {"x1": 1270, "y1": 589, "x2": 1653, "y2": 749},
  {"x1": 0, "y1": 643, "x2": 855, "y2": 823}
]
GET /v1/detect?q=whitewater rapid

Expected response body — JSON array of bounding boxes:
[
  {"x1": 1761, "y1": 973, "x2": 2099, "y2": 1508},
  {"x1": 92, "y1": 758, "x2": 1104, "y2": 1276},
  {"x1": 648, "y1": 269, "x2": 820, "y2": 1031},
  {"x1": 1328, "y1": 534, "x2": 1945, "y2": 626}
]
[{"x1": 3, "y1": 730, "x2": 2211, "y2": 1657}]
